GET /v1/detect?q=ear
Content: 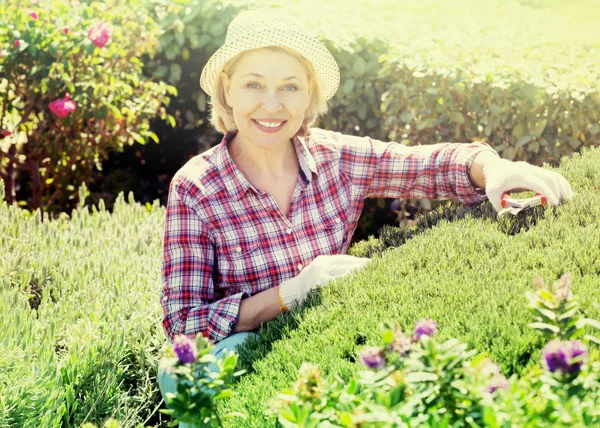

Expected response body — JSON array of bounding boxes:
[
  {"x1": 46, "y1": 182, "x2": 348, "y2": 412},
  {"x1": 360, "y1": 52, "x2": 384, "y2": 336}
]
[{"x1": 220, "y1": 72, "x2": 232, "y2": 107}]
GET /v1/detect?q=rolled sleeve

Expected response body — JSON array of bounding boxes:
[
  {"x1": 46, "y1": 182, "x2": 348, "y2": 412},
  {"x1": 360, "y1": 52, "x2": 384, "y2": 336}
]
[
  {"x1": 160, "y1": 178, "x2": 244, "y2": 344},
  {"x1": 452, "y1": 141, "x2": 500, "y2": 207},
  {"x1": 334, "y1": 131, "x2": 499, "y2": 207}
]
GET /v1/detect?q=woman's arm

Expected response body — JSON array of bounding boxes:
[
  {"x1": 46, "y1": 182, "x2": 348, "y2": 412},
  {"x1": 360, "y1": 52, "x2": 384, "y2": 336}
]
[
  {"x1": 467, "y1": 151, "x2": 499, "y2": 189},
  {"x1": 231, "y1": 286, "x2": 283, "y2": 333}
]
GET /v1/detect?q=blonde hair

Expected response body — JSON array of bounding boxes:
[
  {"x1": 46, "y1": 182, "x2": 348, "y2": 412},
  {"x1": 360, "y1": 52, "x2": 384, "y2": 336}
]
[{"x1": 208, "y1": 46, "x2": 329, "y2": 138}]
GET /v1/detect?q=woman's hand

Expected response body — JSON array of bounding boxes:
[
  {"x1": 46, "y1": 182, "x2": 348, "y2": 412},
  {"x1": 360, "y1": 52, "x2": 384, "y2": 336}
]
[
  {"x1": 483, "y1": 157, "x2": 574, "y2": 213},
  {"x1": 278, "y1": 254, "x2": 370, "y2": 310}
]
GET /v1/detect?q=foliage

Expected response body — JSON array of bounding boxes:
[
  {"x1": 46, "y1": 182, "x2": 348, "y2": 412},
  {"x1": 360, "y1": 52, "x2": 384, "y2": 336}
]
[
  {"x1": 273, "y1": 273, "x2": 600, "y2": 427},
  {"x1": 219, "y1": 146, "x2": 600, "y2": 426},
  {"x1": 140, "y1": 0, "x2": 599, "y2": 167},
  {"x1": 0, "y1": 0, "x2": 176, "y2": 213},
  {"x1": 158, "y1": 335, "x2": 247, "y2": 427},
  {"x1": 0, "y1": 182, "x2": 167, "y2": 427}
]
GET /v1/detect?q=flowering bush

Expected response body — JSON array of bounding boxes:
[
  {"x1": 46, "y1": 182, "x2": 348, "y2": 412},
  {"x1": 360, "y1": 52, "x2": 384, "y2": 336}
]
[
  {"x1": 158, "y1": 334, "x2": 247, "y2": 427},
  {"x1": 272, "y1": 273, "x2": 600, "y2": 426},
  {"x1": 0, "y1": 0, "x2": 176, "y2": 214}
]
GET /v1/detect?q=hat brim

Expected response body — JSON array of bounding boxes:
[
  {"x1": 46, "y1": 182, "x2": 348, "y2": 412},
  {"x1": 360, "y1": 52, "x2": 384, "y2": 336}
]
[{"x1": 199, "y1": 28, "x2": 340, "y2": 101}]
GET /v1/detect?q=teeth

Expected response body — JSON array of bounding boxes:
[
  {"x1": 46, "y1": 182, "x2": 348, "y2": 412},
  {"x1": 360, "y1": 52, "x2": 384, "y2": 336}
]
[{"x1": 256, "y1": 120, "x2": 283, "y2": 128}]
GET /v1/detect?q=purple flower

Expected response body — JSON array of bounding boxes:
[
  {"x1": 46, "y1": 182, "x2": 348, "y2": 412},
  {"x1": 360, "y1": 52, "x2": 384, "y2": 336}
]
[
  {"x1": 360, "y1": 346, "x2": 385, "y2": 370},
  {"x1": 413, "y1": 318, "x2": 437, "y2": 342},
  {"x1": 173, "y1": 335, "x2": 198, "y2": 364},
  {"x1": 542, "y1": 339, "x2": 588, "y2": 375},
  {"x1": 389, "y1": 332, "x2": 411, "y2": 356},
  {"x1": 487, "y1": 374, "x2": 509, "y2": 394}
]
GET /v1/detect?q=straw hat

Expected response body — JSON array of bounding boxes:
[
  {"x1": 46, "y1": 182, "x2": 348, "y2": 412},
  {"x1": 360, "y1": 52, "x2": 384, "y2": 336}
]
[{"x1": 199, "y1": 8, "x2": 340, "y2": 100}]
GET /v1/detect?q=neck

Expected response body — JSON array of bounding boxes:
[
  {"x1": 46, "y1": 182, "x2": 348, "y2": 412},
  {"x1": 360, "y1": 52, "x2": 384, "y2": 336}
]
[{"x1": 227, "y1": 133, "x2": 298, "y2": 179}]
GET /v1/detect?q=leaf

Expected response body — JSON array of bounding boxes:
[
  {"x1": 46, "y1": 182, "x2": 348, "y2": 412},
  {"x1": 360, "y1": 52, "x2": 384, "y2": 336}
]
[
  {"x1": 278, "y1": 407, "x2": 297, "y2": 423},
  {"x1": 516, "y1": 135, "x2": 532, "y2": 149},
  {"x1": 511, "y1": 123, "x2": 525, "y2": 139},
  {"x1": 168, "y1": 115, "x2": 176, "y2": 128},
  {"x1": 214, "y1": 390, "x2": 233, "y2": 399},
  {"x1": 146, "y1": 131, "x2": 159, "y2": 143},
  {"x1": 154, "y1": 65, "x2": 169, "y2": 79},
  {"x1": 489, "y1": 104, "x2": 502, "y2": 115},
  {"x1": 342, "y1": 79, "x2": 355, "y2": 95},
  {"x1": 531, "y1": 119, "x2": 547, "y2": 137},
  {"x1": 528, "y1": 322, "x2": 560, "y2": 334},
  {"x1": 406, "y1": 372, "x2": 438, "y2": 382},
  {"x1": 346, "y1": 378, "x2": 358, "y2": 394},
  {"x1": 584, "y1": 335, "x2": 600, "y2": 346},
  {"x1": 535, "y1": 307, "x2": 557, "y2": 321},
  {"x1": 382, "y1": 330, "x2": 394, "y2": 345},
  {"x1": 353, "y1": 56, "x2": 367, "y2": 76},
  {"x1": 416, "y1": 118, "x2": 437, "y2": 131},
  {"x1": 583, "y1": 319, "x2": 600, "y2": 331},
  {"x1": 170, "y1": 63, "x2": 182, "y2": 83},
  {"x1": 449, "y1": 112, "x2": 465, "y2": 124},
  {"x1": 400, "y1": 111, "x2": 413, "y2": 123},
  {"x1": 175, "y1": 31, "x2": 185, "y2": 47}
]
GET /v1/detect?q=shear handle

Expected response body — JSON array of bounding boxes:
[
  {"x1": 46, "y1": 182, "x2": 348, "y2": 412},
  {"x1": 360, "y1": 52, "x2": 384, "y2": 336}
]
[{"x1": 501, "y1": 191, "x2": 547, "y2": 209}]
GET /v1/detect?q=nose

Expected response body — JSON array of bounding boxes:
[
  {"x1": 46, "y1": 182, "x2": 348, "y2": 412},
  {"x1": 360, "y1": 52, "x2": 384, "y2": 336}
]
[{"x1": 260, "y1": 90, "x2": 283, "y2": 112}]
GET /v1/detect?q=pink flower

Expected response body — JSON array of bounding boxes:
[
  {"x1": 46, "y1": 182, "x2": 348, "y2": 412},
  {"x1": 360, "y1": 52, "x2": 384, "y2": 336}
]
[
  {"x1": 87, "y1": 22, "x2": 111, "y2": 48},
  {"x1": 29, "y1": 12, "x2": 39, "y2": 20},
  {"x1": 63, "y1": 27, "x2": 70, "y2": 35},
  {"x1": 14, "y1": 40, "x2": 21, "y2": 48},
  {"x1": 49, "y1": 93, "x2": 77, "y2": 118},
  {"x1": 1, "y1": 130, "x2": 12, "y2": 137}
]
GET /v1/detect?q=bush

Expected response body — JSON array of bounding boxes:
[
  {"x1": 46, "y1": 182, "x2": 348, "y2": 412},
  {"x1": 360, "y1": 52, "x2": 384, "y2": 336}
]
[
  {"x1": 273, "y1": 273, "x2": 600, "y2": 427},
  {"x1": 0, "y1": 183, "x2": 167, "y2": 427},
  {"x1": 0, "y1": 0, "x2": 176, "y2": 214},
  {"x1": 219, "y1": 145, "x2": 600, "y2": 426}
]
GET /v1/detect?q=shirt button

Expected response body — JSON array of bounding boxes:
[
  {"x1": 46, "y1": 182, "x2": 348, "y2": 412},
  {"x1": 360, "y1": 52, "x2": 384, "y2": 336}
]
[
  {"x1": 335, "y1": 218, "x2": 341, "y2": 224},
  {"x1": 298, "y1": 263, "x2": 303, "y2": 271},
  {"x1": 236, "y1": 246, "x2": 242, "y2": 252},
  {"x1": 162, "y1": 296, "x2": 168, "y2": 302},
  {"x1": 286, "y1": 228, "x2": 292, "y2": 234}
]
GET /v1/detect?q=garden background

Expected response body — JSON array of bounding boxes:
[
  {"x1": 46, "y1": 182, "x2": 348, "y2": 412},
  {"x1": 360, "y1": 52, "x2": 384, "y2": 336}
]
[{"x1": 1, "y1": 0, "x2": 599, "y2": 426}]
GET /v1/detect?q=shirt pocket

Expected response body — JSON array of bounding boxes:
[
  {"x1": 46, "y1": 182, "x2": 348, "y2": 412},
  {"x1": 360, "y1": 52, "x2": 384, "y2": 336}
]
[
  {"x1": 310, "y1": 202, "x2": 349, "y2": 255},
  {"x1": 217, "y1": 236, "x2": 269, "y2": 289}
]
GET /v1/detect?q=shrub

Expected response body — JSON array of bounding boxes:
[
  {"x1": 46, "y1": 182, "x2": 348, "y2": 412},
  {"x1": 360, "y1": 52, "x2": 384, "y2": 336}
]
[
  {"x1": 219, "y1": 145, "x2": 600, "y2": 426},
  {"x1": 0, "y1": 0, "x2": 176, "y2": 214},
  {"x1": 273, "y1": 273, "x2": 600, "y2": 427}
]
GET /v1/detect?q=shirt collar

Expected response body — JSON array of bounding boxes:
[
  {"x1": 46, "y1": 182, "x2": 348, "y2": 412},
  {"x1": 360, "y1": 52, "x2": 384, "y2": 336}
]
[{"x1": 214, "y1": 131, "x2": 318, "y2": 201}]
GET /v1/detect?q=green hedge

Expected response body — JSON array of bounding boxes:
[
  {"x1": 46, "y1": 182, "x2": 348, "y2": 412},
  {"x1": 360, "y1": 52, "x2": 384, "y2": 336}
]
[
  {"x1": 144, "y1": 0, "x2": 599, "y2": 166},
  {"x1": 0, "y1": 187, "x2": 166, "y2": 427},
  {"x1": 1, "y1": 148, "x2": 598, "y2": 427},
  {"x1": 220, "y1": 146, "x2": 600, "y2": 426}
]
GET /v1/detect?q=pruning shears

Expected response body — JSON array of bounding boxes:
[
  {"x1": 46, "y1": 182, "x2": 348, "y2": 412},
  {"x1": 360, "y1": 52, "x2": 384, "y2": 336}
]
[{"x1": 497, "y1": 191, "x2": 547, "y2": 218}]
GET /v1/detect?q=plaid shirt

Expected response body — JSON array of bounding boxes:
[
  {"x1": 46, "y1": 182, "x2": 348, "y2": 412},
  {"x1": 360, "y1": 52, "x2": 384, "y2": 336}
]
[{"x1": 160, "y1": 128, "x2": 498, "y2": 343}]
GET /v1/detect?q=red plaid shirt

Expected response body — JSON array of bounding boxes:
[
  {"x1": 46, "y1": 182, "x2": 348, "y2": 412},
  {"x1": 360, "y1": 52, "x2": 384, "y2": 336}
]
[{"x1": 160, "y1": 128, "x2": 498, "y2": 343}]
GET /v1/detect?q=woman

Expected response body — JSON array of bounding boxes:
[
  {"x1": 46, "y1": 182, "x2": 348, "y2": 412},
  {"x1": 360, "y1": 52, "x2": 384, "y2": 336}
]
[{"x1": 157, "y1": 8, "x2": 573, "y2": 420}]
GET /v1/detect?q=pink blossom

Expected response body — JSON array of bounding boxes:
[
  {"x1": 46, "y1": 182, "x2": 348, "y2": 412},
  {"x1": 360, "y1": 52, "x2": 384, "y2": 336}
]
[
  {"x1": 63, "y1": 27, "x2": 70, "y2": 35},
  {"x1": 29, "y1": 12, "x2": 39, "y2": 20},
  {"x1": 87, "y1": 22, "x2": 111, "y2": 48},
  {"x1": 49, "y1": 93, "x2": 77, "y2": 118},
  {"x1": 14, "y1": 40, "x2": 21, "y2": 48},
  {"x1": 1, "y1": 130, "x2": 12, "y2": 137}
]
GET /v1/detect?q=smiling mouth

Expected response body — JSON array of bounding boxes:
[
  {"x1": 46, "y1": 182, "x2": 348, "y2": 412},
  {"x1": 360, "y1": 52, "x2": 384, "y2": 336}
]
[{"x1": 252, "y1": 119, "x2": 287, "y2": 130}]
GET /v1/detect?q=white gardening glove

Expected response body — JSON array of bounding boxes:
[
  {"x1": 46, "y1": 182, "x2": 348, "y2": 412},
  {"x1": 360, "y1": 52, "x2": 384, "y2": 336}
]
[
  {"x1": 278, "y1": 254, "x2": 370, "y2": 310},
  {"x1": 483, "y1": 157, "x2": 574, "y2": 213}
]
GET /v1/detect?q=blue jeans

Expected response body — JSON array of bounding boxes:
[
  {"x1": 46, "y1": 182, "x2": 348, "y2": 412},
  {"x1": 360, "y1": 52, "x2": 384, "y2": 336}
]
[{"x1": 157, "y1": 332, "x2": 255, "y2": 428}]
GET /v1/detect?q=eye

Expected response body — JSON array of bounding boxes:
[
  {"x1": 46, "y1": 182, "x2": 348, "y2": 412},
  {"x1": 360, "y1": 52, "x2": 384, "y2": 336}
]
[
  {"x1": 247, "y1": 83, "x2": 260, "y2": 89},
  {"x1": 284, "y1": 84, "x2": 298, "y2": 91}
]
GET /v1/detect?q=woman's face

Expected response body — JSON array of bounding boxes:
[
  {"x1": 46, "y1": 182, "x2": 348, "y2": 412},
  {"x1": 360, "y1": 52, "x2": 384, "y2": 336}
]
[{"x1": 220, "y1": 48, "x2": 311, "y2": 151}]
